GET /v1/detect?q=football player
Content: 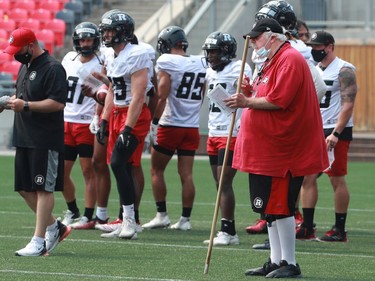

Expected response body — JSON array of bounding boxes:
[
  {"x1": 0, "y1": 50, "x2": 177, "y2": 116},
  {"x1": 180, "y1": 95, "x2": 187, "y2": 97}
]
[
  {"x1": 93, "y1": 10, "x2": 153, "y2": 240},
  {"x1": 142, "y1": 26, "x2": 206, "y2": 231},
  {"x1": 61, "y1": 22, "x2": 107, "y2": 229},
  {"x1": 201, "y1": 31, "x2": 252, "y2": 246}
]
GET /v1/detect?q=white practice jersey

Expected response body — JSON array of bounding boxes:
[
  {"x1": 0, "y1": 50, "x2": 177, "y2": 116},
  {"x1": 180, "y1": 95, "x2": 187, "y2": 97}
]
[
  {"x1": 206, "y1": 60, "x2": 252, "y2": 137},
  {"x1": 156, "y1": 54, "x2": 206, "y2": 127},
  {"x1": 318, "y1": 57, "x2": 355, "y2": 129},
  {"x1": 62, "y1": 51, "x2": 101, "y2": 124},
  {"x1": 103, "y1": 43, "x2": 153, "y2": 107}
]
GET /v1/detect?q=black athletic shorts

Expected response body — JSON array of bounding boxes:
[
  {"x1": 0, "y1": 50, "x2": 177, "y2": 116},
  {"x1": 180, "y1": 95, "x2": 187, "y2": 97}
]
[
  {"x1": 248, "y1": 173, "x2": 303, "y2": 216},
  {"x1": 14, "y1": 147, "x2": 64, "y2": 192}
]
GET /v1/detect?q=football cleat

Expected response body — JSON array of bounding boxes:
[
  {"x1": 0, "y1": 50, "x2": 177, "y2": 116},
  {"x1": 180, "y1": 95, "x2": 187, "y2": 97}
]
[
  {"x1": 318, "y1": 226, "x2": 348, "y2": 242},
  {"x1": 296, "y1": 223, "x2": 316, "y2": 240},
  {"x1": 142, "y1": 213, "x2": 170, "y2": 229},
  {"x1": 252, "y1": 239, "x2": 270, "y2": 250},
  {"x1": 118, "y1": 216, "x2": 137, "y2": 239},
  {"x1": 245, "y1": 258, "x2": 280, "y2": 276},
  {"x1": 60, "y1": 210, "x2": 80, "y2": 226},
  {"x1": 95, "y1": 218, "x2": 122, "y2": 232},
  {"x1": 265, "y1": 260, "x2": 302, "y2": 278},
  {"x1": 246, "y1": 219, "x2": 267, "y2": 234},
  {"x1": 203, "y1": 231, "x2": 239, "y2": 246},
  {"x1": 170, "y1": 217, "x2": 191, "y2": 231}
]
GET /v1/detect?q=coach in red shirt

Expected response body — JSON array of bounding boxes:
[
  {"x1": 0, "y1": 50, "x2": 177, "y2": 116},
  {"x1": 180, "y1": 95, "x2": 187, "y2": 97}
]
[{"x1": 225, "y1": 18, "x2": 328, "y2": 278}]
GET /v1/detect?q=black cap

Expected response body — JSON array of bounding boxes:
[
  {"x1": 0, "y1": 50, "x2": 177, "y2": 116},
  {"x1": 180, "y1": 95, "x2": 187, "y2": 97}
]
[
  {"x1": 243, "y1": 18, "x2": 284, "y2": 39},
  {"x1": 307, "y1": 31, "x2": 335, "y2": 45}
]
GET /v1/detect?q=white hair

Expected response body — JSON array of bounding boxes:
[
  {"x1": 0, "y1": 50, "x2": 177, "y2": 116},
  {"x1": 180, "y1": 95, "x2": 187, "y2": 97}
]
[{"x1": 264, "y1": 31, "x2": 287, "y2": 42}]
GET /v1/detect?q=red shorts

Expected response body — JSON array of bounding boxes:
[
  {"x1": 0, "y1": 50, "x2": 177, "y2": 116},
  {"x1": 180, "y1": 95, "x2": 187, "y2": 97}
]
[
  {"x1": 206, "y1": 136, "x2": 237, "y2": 156},
  {"x1": 64, "y1": 122, "x2": 94, "y2": 146},
  {"x1": 107, "y1": 104, "x2": 151, "y2": 166},
  {"x1": 249, "y1": 173, "x2": 303, "y2": 216},
  {"x1": 156, "y1": 126, "x2": 200, "y2": 155},
  {"x1": 324, "y1": 140, "x2": 350, "y2": 177}
]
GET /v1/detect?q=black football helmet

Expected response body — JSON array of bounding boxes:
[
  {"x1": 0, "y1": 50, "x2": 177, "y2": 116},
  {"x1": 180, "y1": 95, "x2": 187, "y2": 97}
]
[
  {"x1": 99, "y1": 10, "x2": 134, "y2": 47},
  {"x1": 72, "y1": 22, "x2": 100, "y2": 56},
  {"x1": 156, "y1": 26, "x2": 188, "y2": 54},
  {"x1": 202, "y1": 31, "x2": 237, "y2": 71},
  {"x1": 255, "y1": 0, "x2": 296, "y2": 31}
]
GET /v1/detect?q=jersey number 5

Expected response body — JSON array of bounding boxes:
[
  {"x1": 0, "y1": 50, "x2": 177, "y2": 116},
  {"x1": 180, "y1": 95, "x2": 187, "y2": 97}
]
[{"x1": 176, "y1": 72, "x2": 206, "y2": 100}]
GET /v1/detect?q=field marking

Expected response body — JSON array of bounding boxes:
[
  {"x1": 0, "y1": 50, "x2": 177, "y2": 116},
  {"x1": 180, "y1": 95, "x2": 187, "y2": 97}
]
[
  {"x1": 0, "y1": 270, "x2": 190, "y2": 281},
  {"x1": 1, "y1": 235, "x2": 374, "y2": 259}
]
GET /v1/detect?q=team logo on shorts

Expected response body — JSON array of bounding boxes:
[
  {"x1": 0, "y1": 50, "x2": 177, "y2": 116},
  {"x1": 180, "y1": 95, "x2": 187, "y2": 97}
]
[
  {"x1": 253, "y1": 197, "x2": 263, "y2": 209},
  {"x1": 34, "y1": 175, "x2": 45, "y2": 185},
  {"x1": 29, "y1": 71, "x2": 37, "y2": 80}
]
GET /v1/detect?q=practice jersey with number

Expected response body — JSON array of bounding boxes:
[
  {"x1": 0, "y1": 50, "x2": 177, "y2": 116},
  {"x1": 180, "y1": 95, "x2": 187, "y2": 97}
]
[
  {"x1": 156, "y1": 54, "x2": 206, "y2": 127},
  {"x1": 205, "y1": 60, "x2": 252, "y2": 137},
  {"x1": 103, "y1": 43, "x2": 153, "y2": 107},
  {"x1": 62, "y1": 51, "x2": 101, "y2": 124},
  {"x1": 318, "y1": 57, "x2": 355, "y2": 129}
]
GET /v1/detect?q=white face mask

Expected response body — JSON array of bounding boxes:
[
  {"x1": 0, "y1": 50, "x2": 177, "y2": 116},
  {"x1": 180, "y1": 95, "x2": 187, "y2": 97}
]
[{"x1": 254, "y1": 33, "x2": 273, "y2": 59}]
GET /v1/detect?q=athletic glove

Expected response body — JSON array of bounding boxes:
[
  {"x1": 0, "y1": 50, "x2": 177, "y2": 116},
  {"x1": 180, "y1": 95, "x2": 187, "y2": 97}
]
[
  {"x1": 96, "y1": 119, "x2": 108, "y2": 145},
  {"x1": 116, "y1": 126, "x2": 134, "y2": 151},
  {"x1": 150, "y1": 119, "x2": 159, "y2": 145},
  {"x1": 89, "y1": 115, "x2": 100, "y2": 134}
]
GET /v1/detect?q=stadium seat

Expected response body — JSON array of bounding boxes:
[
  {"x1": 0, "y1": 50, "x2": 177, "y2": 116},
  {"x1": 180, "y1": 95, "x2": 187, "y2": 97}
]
[
  {"x1": 0, "y1": 71, "x2": 14, "y2": 92},
  {"x1": 55, "y1": 9, "x2": 74, "y2": 36},
  {"x1": 64, "y1": 0, "x2": 83, "y2": 26},
  {"x1": 0, "y1": 53, "x2": 12, "y2": 73},
  {"x1": 38, "y1": 0, "x2": 60, "y2": 18},
  {"x1": 11, "y1": 0, "x2": 36, "y2": 12},
  {"x1": 30, "y1": 8, "x2": 53, "y2": 28},
  {"x1": 46, "y1": 18, "x2": 66, "y2": 47},
  {"x1": 57, "y1": 0, "x2": 69, "y2": 10},
  {"x1": 80, "y1": 0, "x2": 92, "y2": 16},
  {"x1": 35, "y1": 29, "x2": 55, "y2": 54},
  {"x1": 19, "y1": 18, "x2": 41, "y2": 33},
  {"x1": 0, "y1": 0, "x2": 10, "y2": 11},
  {"x1": 0, "y1": 18, "x2": 16, "y2": 38},
  {"x1": 0, "y1": 40, "x2": 8, "y2": 50},
  {"x1": 0, "y1": 29, "x2": 7, "y2": 40},
  {"x1": 1, "y1": 60, "x2": 21, "y2": 81},
  {"x1": 7, "y1": 8, "x2": 28, "y2": 28}
]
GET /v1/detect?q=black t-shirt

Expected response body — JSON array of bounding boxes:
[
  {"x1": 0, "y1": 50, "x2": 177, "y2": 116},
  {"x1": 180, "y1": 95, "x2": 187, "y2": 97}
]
[{"x1": 12, "y1": 51, "x2": 68, "y2": 151}]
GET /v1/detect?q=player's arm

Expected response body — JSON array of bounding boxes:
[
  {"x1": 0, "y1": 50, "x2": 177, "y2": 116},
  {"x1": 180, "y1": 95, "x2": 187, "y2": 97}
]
[
  {"x1": 125, "y1": 68, "x2": 148, "y2": 128},
  {"x1": 334, "y1": 66, "x2": 357, "y2": 135},
  {"x1": 147, "y1": 69, "x2": 159, "y2": 116},
  {"x1": 152, "y1": 70, "x2": 170, "y2": 121}
]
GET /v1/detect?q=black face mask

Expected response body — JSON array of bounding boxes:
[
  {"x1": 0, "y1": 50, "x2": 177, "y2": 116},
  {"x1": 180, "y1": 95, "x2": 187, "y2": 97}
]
[
  {"x1": 14, "y1": 49, "x2": 32, "y2": 64},
  {"x1": 311, "y1": 49, "x2": 327, "y2": 62}
]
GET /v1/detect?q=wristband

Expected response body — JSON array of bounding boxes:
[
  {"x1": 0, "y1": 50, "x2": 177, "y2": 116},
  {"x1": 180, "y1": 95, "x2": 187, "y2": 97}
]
[
  {"x1": 333, "y1": 131, "x2": 340, "y2": 138},
  {"x1": 152, "y1": 118, "x2": 159, "y2": 125}
]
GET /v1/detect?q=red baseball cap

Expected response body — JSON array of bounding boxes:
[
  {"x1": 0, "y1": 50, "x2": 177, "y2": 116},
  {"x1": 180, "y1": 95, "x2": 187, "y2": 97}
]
[{"x1": 3, "y1": 28, "x2": 36, "y2": 55}]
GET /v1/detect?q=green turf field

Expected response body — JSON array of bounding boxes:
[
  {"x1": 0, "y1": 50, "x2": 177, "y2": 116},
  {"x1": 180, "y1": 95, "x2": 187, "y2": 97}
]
[{"x1": 0, "y1": 155, "x2": 374, "y2": 280}]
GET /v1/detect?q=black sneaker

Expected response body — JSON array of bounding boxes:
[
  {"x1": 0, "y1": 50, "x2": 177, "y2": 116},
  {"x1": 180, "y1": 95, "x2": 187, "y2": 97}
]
[
  {"x1": 318, "y1": 226, "x2": 347, "y2": 242},
  {"x1": 252, "y1": 239, "x2": 270, "y2": 250},
  {"x1": 296, "y1": 224, "x2": 316, "y2": 240},
  {"x1": 245, "y1": 258, "x2": 280, "y2": 276},
  {"x1": 265, "y1": 260, "x2": 302, "y2": 278}
]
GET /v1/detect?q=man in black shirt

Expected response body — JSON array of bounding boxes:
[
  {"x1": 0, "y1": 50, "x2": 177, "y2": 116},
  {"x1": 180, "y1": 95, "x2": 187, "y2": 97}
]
[{"x1": 1, "y1": 28, "x2": 71, "y2": 256}]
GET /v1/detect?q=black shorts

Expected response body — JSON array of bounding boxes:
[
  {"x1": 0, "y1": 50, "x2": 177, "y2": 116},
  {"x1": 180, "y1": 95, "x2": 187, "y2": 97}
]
[
  {"x1": 15, "y1": 147, "x2": 64, "y2": 192},
  {"x1": 248, "y1": 173, "x2": 303, "y2": 216}
]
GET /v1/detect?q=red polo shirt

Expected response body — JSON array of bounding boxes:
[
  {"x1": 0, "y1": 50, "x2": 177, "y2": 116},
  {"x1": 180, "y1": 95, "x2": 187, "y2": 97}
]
[{"x1": 233, "y1": 42, "x2": 328, "y2": 177}]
